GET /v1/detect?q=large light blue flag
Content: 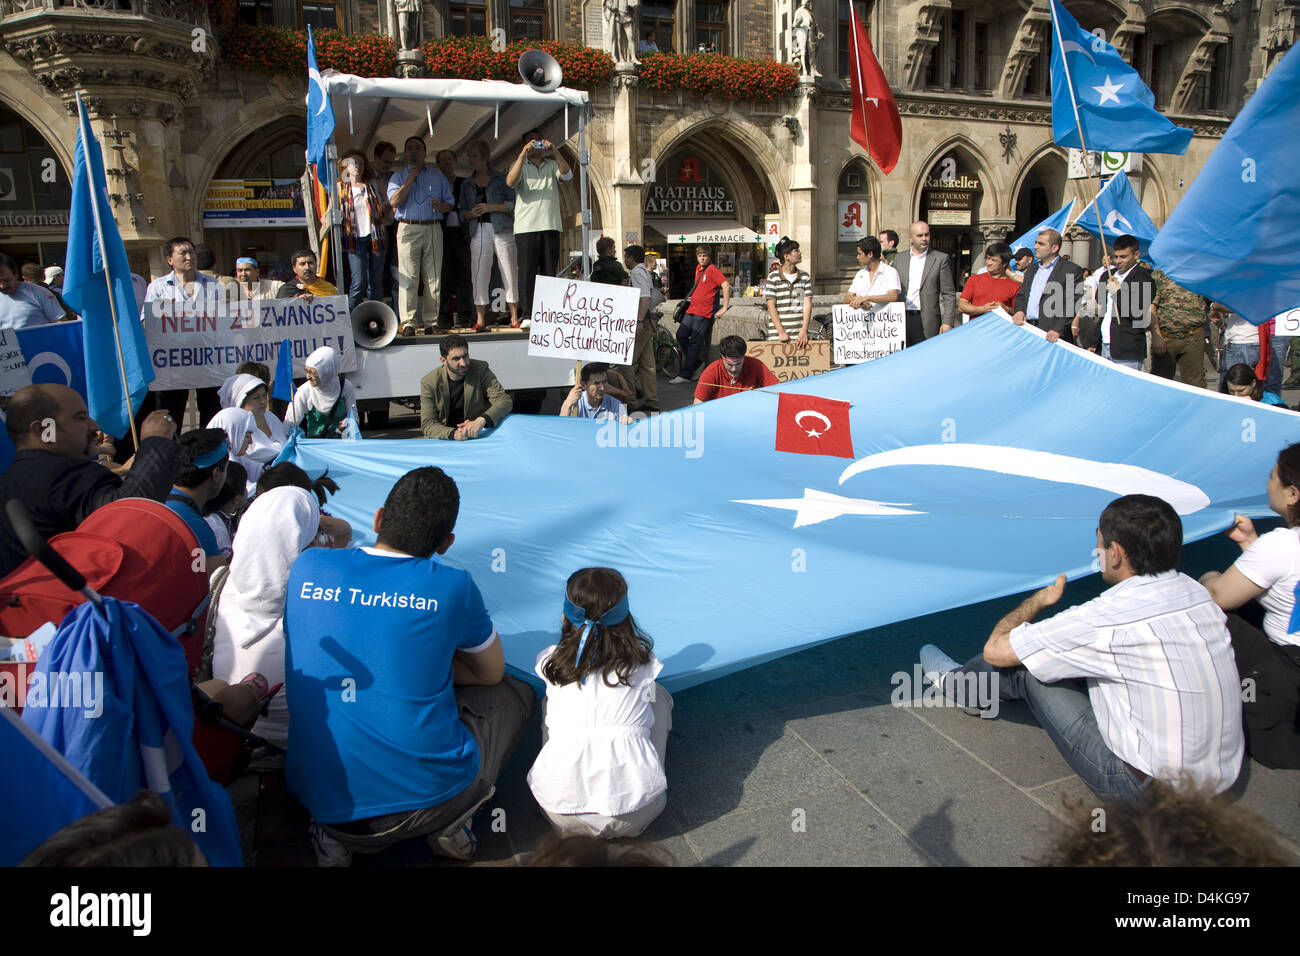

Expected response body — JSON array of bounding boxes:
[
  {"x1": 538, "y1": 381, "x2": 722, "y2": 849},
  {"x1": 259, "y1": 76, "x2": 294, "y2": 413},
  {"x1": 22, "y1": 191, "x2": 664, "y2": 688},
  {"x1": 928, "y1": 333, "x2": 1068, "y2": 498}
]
[
  {"x1": 0, "y1": 705, "x2": 113, "y2": 865},
  {"x1": 282, "y1": 319, "x2": 1300, "y2": 692},
  {"x1": 1150, "y1": 44, "x2": 1300, "y2": 324},
  {"x1": 1050, "y1": 0, "x2": 1192, "y2": 155},
  {"x1": 1008, "y1": 199, "x2": 1076, "y2": 259},
  {"x1": 1070, "y1": 171, "x2": 1159, "y2": 257},
  {"x1": 60, "y1": 95, "x2": 152, "y2": 439},
  {"x1": 305, "y1": 26, "x2": 334, "y2": 169}
]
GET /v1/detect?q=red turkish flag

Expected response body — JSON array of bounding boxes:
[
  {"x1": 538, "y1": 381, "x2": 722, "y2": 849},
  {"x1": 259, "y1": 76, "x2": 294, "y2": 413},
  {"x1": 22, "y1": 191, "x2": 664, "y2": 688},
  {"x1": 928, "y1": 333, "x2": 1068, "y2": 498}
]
[
  {"x1": 775, "y1": 393, "x2": 855, "y2": 459},
  {"x1": 847, "y1": 3, "x2": 902, "y2": 175}
]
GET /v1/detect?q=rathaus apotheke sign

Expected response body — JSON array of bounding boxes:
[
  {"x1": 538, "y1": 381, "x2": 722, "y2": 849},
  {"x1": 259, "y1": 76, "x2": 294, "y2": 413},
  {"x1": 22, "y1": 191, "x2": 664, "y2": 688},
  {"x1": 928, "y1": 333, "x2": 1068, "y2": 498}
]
[{"x1": 644, "y1": 154, "x2": 737, "y2": 216}]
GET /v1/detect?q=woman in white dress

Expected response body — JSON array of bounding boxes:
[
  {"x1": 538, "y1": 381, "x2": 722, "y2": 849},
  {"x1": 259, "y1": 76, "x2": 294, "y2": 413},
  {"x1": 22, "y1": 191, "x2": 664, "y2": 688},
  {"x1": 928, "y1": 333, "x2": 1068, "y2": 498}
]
[
  {"x1": 220, "y1": 372, "x2": 289, "y2": 463},
  {"x1": 207, "y1": 407, "x2": 263, "y2": 495},
  {"x1": 284, "y1": 346, "x2": 357, "y2": 438},
  {"x1": 209, "y1": 486, "x2": 320, "y2": 748}
]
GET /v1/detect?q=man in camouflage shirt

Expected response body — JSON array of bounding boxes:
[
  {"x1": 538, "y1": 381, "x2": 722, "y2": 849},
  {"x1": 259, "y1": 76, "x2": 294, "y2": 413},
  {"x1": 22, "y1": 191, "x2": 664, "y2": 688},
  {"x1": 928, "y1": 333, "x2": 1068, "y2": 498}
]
[{"x1": 1150, "y1": 269, "x2": 1208, "y2": 387}]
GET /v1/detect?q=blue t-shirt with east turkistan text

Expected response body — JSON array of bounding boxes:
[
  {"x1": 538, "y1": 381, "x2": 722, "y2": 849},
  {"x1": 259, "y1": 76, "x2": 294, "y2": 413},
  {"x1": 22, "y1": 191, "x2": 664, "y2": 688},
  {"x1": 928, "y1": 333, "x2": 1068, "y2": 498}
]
[{"x1": 283, "y1": 547, "x2": 497, "y2": 823}]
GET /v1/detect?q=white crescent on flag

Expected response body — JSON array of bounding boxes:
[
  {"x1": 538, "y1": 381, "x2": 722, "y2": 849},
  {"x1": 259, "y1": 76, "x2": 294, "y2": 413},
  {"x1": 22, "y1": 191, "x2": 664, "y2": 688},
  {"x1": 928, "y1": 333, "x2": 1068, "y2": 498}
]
[{"x1": 308, "y1": 67, "x2": 328, "y2": 115}]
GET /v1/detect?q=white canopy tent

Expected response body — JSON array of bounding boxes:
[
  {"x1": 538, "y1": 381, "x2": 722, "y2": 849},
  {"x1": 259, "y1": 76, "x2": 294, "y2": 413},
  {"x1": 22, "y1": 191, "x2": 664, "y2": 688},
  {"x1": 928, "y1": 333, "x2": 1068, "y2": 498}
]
[{"x1": 318, "y1": 72, "x2": 593, "y2": 281}]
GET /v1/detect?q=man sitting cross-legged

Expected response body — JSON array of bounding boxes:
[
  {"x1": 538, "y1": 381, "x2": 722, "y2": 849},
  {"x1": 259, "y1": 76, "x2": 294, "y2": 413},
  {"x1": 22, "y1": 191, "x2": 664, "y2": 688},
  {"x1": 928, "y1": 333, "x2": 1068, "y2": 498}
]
[
  {"x1": 918, "y1": 494, "x2": 1244, "y2": 801},
  {"x1": 284, "y1": 466, "x2": 535, "y2": 866}
]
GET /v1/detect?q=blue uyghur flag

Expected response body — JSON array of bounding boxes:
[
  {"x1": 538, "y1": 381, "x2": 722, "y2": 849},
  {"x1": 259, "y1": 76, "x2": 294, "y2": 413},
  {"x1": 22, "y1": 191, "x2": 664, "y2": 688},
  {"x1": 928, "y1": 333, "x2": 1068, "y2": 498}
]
[
  {"x1": 17, "y1": 320, "x2": 89, "y2": 401},
  {"x1": 1008, "y1": 199, "x2": 1076, "y2": 259},
  {"x1": 1070, "y1": 171, "x2": 1159, "y2": 257},
  {"x1": 273, "y1": 336, "x2": 294, "y2": 402},
  {"x1": 1049, "y1": 0, "x2": 1192, "y2": 155},
  {"x1": 21, "y1": 598, "x2": 243, "y2": 865},
  {"x1": 60, "y1": 96, "x2": 153, "y2": 439},
  {"x1": 0, "y1": 706, "x2": 113, "y2": 865},
  {"x1": 1150, "y1": 44, "x2": 1300, "y2": 324},
  {"x1": 282, "y1": 319, "x2": 1300, "y2": 692},
  {"x1": 306, "y1": 26, "x2": 334, "y2": 168}
]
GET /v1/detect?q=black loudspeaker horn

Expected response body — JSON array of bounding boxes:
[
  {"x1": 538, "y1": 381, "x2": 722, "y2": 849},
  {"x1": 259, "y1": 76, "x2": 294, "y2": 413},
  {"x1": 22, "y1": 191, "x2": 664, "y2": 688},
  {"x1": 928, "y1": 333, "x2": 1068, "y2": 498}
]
[
  {"x1": 351, "y1": 299, "x2": 399, "y2": 349},
  {"x1": 518, "y1": 49, "x2": 563, "y2": 93}
]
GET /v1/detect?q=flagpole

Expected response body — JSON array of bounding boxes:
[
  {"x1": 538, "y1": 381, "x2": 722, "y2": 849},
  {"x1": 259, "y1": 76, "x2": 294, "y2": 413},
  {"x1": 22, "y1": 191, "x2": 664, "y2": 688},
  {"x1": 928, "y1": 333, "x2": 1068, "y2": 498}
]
[
  {"x1": 848, "y1": 2, "x2": 872, "y2": 165},
  {"x1": 1049, "y1": 0, "x2": 1112, "y2": 264},
  {"x1": 77, "y1": 92, "x2": 140, "y2": 450}
]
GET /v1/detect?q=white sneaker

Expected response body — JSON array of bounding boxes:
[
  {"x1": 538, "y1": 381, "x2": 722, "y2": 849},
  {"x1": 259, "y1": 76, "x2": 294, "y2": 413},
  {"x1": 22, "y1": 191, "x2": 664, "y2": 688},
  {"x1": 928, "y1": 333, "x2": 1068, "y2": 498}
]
[
  {"x1": 309, "y1": 821, "x2": 352, "y2": 867},
  {"x1": 429, "y1": 823, "x2": 478, "y2": 861},
  {"x1": 667, "y1": 376, "x2": 689, "y2": 385},
  {"x1": 918, "y1": 643, "x2": 961, "y2": 696}
]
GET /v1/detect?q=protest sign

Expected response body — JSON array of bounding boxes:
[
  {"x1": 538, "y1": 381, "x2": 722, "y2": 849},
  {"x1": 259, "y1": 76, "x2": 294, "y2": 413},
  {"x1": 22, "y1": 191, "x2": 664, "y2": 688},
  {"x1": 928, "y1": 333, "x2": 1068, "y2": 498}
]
[
  {"x1": 747, "y1": 340, "x2": 832, "y2": 382},
  {"x1": 528, "y1": 276, "x2": 639, "y2": 365},
  {"x1": 0, "y1": 330, "x2": 30, "y2": 398},
  {"x1": 144, "y1": 294, "x2": 356, "y2": 390},
  {"x1": 1271, "y1": 306, "x2": 1300, "y2": 336},
  {"x1": 833, "y1": 302, "x2": 905, "y2": 364}
]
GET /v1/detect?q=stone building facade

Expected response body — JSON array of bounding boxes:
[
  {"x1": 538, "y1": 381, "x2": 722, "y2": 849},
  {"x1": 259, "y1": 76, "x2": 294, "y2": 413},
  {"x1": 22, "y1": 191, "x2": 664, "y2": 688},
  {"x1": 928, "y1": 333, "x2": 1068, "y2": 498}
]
[{"x1": 0, "y1": 0, "x2": 1294, "y2": 292}]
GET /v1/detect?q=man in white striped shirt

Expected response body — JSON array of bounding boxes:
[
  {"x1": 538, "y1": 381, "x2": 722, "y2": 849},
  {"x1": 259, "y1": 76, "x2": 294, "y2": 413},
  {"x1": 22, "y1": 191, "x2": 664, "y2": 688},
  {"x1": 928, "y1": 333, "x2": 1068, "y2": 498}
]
[{"x1": 920, "y1": 495, "x2": 1244, "y2": 800}]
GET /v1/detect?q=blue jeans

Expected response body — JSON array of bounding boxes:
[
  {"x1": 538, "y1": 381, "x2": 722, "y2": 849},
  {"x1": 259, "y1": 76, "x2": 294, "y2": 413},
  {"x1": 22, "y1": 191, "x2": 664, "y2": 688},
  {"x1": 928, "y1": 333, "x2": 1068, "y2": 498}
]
[
  {"x1": 1266, "y1": 334, "x2": 1290, "y2": 396},
  {"x1": 677, "y1": 313, "x2": 710, "y2": 379},
  {"x1": 1219, "y1": 342, "x2": 1260, "y2": 390},
  {"x1": 347, "y1": 247, "x2": 385, "y2": 311},
  {"x1": 1100, "y1": 343, "x2": 1141, "y2": 369},
  {"x1": 952, "y1": 656, "x2": 1149, "y2": 802}
]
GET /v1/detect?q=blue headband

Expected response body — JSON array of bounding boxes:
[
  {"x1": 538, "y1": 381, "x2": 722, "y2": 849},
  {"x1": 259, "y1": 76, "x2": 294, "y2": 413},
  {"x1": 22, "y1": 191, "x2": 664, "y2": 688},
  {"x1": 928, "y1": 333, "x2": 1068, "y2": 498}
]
[
  {"x1": 194, "y1": 440, "x2": 228, "y2": 469},
  {"x1": 563, "y1": 593, "x2": 630, "y2": 677},
  {"x1": 235, "y1": 257, "x2": 257, "y2": 268}
]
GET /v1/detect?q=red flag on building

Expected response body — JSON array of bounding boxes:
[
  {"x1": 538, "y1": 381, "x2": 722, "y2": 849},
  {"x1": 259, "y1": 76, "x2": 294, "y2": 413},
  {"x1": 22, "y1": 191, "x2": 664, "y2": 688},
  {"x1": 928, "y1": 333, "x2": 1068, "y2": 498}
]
[
  {"x1": 847, "y1": 3, "x2": 901, "y2": 175},
  {"x1": 775, "y1": 393, "x2": 855, "y2": 459}
]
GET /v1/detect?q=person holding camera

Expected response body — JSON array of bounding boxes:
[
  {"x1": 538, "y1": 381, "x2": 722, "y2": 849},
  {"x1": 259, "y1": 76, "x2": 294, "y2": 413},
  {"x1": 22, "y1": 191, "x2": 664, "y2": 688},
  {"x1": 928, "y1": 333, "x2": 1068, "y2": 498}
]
[{"x1": 506, "y1": 128, "x2": 572, "y2": 324}]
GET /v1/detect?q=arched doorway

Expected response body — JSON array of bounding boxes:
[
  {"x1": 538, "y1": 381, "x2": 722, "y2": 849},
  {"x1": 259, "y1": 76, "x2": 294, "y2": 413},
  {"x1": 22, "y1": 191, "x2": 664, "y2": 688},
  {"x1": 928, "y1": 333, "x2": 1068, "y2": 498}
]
[
  {"x1": 916, "y1": 147, "x2": 986, "y2": 277},
  {"x1": 837, "y1": 160, "x2": 872, "y2": 269},
  {"x1": 1013, "y1": 150, "x2": 1068, "y2": 240},
  {"x1": 204, "y1": 120, "x2": 309, "y2": 282},
  {"x1": 642, "y1": 138, "x2": 777, "y2": 298},
  {"x1": 0, "y1": 102, "x2": 72, "y2": 270}
]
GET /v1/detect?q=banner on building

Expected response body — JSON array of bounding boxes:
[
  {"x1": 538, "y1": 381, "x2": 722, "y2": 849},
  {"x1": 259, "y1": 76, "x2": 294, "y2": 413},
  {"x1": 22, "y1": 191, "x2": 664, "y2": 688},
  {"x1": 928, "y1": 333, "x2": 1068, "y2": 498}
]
[
  {"x1": 202, "y1": 179, "x2": 308, "y2": 228},
  {"x1": 833, "y1": 302, "x2": 906, "y2": 364},
  {"x1": 143, "y1": 295, "x2": 356, "y2": 390},
  {"x1": 528, "y1": 276, "x2": 639, "y2": 365}
]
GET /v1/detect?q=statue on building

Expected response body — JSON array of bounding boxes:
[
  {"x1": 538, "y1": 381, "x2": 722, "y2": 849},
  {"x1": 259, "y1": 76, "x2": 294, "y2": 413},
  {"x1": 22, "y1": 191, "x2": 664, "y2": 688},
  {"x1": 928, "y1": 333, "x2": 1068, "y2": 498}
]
[
  {"x1": 603, "y1": 0, "x2": 641, "y2": 67},
  {"x1": 393, "y1": 0, "x2": 422, "y2": 52},
  {"x1": 790, "y1": 0, "x2": 823, "y2": 77}
]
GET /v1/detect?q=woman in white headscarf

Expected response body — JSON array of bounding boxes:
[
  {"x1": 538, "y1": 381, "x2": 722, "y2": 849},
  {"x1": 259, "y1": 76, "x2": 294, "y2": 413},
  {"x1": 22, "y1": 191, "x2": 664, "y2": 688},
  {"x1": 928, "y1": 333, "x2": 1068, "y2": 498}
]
[
  {"x1": 220, "y1": 371, "x2": 289, "y2": 463},
  {"x1": 285, "y1": 346, "x2": 357, "y2": 438},
  {"x1": 209, "y1": 485, "x2": 320, "y2": 748},
  {"x1": 207, "y1": 407, "x2": 263, "y2": 495}
]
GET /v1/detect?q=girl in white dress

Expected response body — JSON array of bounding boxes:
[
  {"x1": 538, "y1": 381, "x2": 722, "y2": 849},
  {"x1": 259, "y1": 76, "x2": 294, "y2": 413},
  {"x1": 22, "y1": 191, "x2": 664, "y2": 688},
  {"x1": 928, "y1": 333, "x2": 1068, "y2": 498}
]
[{"x1": 528, "y1": 568, "x2": 672, "y2": 839}]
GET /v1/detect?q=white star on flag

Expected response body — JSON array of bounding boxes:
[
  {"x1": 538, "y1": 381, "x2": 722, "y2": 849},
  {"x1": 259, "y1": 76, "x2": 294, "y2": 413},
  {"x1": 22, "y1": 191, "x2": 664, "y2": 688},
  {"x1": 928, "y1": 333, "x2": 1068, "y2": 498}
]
[{"x1": 1093, "y1": 75, "x2": 1125, "y2": 106}]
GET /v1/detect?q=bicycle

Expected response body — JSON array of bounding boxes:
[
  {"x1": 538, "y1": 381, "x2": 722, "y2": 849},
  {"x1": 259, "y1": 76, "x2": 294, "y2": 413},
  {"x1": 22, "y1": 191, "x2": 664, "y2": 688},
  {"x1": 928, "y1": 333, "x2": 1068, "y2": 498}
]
[{"x1": 649, "y1": 309, "x2": 682, "y2": 378}]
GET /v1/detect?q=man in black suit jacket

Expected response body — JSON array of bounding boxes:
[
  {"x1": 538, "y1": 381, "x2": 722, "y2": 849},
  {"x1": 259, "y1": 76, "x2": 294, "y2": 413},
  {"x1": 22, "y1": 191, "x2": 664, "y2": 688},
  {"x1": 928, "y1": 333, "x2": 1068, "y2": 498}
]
[
  {"x1": 897, "y1": 221, "x2": 957, "y2": 345},
  {"x1": 1012, "y1": 228, "x2": 1085, "y2": 342},
  {"x1": 1088, "y1": 234, "x2": 1154, "y2": 368}
]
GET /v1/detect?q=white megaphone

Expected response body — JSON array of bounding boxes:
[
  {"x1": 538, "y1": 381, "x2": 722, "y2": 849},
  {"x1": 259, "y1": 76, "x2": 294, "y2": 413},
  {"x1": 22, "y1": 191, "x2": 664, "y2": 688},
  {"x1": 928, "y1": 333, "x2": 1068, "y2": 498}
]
[
  {"x1": 351, "y1": 299, "x2": 399, "y2": 349},
  {"x1": 518, "y1": 49, "x2": 563, "y2": 93}
]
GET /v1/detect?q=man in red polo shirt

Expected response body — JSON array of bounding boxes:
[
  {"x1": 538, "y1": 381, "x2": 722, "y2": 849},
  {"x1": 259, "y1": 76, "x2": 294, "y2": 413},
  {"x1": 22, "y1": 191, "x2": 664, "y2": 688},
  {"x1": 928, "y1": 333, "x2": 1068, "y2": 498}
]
[
  {"x1": 670, "y1": 246, "x2": 730, "y2": 384},
  {"x1": 694, "y1": 335, "x2": 778, "y2": 403}
]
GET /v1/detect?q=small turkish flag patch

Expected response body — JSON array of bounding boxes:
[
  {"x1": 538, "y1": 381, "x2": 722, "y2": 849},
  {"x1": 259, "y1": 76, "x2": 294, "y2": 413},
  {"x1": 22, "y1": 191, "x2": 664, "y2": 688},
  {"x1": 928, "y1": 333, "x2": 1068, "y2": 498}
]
[{"x1": 775, "y1": 393, "x2": 854, "y2": 458}]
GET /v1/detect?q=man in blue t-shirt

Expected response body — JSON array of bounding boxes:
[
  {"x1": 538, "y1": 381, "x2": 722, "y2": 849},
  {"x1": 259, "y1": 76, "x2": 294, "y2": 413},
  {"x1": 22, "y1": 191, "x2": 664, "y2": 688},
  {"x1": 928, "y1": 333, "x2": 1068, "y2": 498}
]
[
  {"x1": 284, "y1": 466, "x2": 534, "y2": 866},
  {"x1": 165, "y1": 428, "x2": 227, "y2": 572}
]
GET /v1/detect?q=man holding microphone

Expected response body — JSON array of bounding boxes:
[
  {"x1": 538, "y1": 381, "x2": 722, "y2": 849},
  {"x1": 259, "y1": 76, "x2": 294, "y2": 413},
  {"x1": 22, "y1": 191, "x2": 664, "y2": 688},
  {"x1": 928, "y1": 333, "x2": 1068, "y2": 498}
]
[{"x1": 387, "y1": 136, "x2": 456, "y2": 336}]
